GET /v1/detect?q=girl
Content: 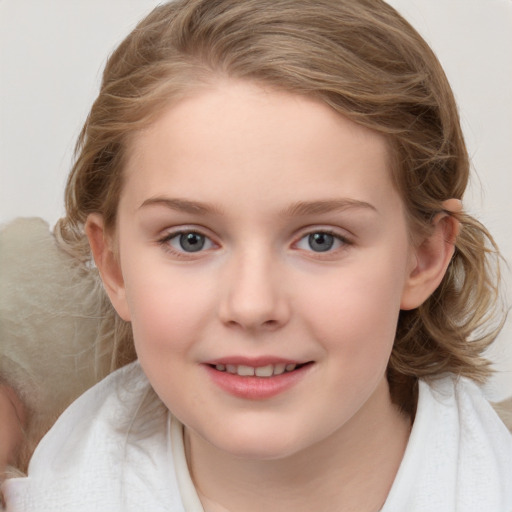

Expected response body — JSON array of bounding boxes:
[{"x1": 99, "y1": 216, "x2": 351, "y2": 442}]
[{"x1": 2, "y1": 0, "x2": 511, "y2": 510}]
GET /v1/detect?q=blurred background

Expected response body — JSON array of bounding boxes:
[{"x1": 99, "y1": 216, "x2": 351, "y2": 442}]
[{"x1": 1, "y1": 0, "x2": 511, "y2": 399}]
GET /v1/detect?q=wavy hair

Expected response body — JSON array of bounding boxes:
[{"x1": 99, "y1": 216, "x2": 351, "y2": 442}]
[{"x1": 55, "y1": 0, "x2": 504, "y2": 412}]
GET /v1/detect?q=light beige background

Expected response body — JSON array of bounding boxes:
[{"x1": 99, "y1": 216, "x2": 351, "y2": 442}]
[{"x1": 1, "y1": 0, "x2": 511, "y2": 399}]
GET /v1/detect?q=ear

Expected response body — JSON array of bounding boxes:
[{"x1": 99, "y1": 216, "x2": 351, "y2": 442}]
[
  {"x1": 400, "y1": 213, "x2": 460, "y2": 311},
  {"x1": 85, "y1": 214, "x2": 131, "y2": 321}
]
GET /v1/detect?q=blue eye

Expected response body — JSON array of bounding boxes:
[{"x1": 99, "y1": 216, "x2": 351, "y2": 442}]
[
  {"x1": 166, "y1": 231, "x2": 214, "y2": 253},
  {"x1": 296, "y1": 232, "x2": 346, "y2": 253}
]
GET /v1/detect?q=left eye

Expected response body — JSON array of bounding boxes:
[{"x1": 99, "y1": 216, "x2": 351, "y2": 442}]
[
  {"x1": 167, "y1": 232, "x2": 214, "y2": 253},
  {"x1": 295, "y1": 232, "x2": 345, "y2": 253}
]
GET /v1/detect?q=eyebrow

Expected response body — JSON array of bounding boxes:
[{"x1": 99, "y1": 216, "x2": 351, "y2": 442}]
[
  {"x1": 138, "y1": 197, "x2": 222, "y2": 215},
  {"x1": 283, "y1": 199, "x2": 377, "y2": 217},
  {"x1": 138, "y1": 196, "x2": 377, "y2": 217}
]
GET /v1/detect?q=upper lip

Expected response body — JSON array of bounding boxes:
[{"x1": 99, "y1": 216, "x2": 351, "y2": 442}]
[{"x1": 203, "y1": 356, "x2": 309, "y2": 367}]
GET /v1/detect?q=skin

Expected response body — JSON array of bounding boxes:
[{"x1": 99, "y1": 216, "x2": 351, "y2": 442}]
[
  {"x1": 0, "y1": 386, "x2": 24, "y2": 479},
  {"x1": 87, "y1": 80, "x2": 458, "y2": 512}
]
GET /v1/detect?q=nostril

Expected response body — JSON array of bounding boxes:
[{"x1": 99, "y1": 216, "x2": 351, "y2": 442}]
[{"x1": 261, "y1": 319, "x2": 281, "y2": 329}]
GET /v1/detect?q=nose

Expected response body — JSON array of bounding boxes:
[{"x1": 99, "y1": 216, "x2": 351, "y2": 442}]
[{"x1": 218, "y1": 248, "x2": 291, "y2": 332}]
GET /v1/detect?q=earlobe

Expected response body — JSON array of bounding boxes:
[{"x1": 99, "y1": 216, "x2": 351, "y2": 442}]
[
  {"x1": 85, "y1": 214, "x2": 131, "y2": 321},
  {"x1": 400, "y1": 213, "x2": 460, "y2": 311}
]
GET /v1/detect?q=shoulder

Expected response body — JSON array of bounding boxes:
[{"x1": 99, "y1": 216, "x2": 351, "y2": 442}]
[
  {"x1": 383, "y1": 375, "x2": 512, "y2": 512},
  {"x1": 424, "y1": 375, "x2": 512, "y2": 451},
  {"x1": 1, "y1": 362, "x2": 186, "y2": 512}
]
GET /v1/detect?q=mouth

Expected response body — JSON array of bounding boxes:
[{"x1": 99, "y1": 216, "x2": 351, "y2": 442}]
[
  {"x1": 204, "y1": 359, "x2": 314, "y2": 400},
  {"x1": 208, "y1": 362, "x2": 312, "y2": 378}
]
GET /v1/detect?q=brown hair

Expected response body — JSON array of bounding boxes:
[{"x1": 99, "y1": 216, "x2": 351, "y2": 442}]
[{"x1": 56, "y1": 0, "x2": 503, "y2": 410}]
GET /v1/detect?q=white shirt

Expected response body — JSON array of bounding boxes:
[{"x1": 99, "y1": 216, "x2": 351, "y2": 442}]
[{"x1": 3, "y1": 362, "x2": 511, "y2": 511}]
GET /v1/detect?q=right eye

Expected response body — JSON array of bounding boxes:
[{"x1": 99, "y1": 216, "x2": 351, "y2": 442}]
[
  {"x1": 294, "y1": 231, "x2": 348, "y2": 253},
  {"x1": 161, "y1": 231, "x2": 215, "y2": 253}
]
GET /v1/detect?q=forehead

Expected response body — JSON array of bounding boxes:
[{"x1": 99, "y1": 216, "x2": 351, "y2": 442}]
[{"x1": 122, "y1": 81, "x2": 399, "y2": 215}]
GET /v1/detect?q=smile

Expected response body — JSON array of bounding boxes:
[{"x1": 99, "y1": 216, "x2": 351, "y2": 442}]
[
  {"x1": 212, "y1": 363, "x2": 300, "y2": 377},
  {"x1": 204, "y1": 360, "x2": 314, "y2": 400}
]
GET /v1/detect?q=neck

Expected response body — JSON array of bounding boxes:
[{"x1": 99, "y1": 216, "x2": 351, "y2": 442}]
[{"x1": 185, "y1": 379, "x2": 411, "y2": 512}]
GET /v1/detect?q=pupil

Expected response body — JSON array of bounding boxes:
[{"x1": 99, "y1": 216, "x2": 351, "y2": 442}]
[
  {"x1": 308, "y1": 233, "x2": 334, "y2": 252},
  {"x1": 180, "y1": 233, "x2": 205, "y2": 252}
]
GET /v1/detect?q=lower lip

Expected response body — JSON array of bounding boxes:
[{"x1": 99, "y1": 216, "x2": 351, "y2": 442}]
[{"x1": 204, "y1": 364, "x2": 312, "y2": 400}]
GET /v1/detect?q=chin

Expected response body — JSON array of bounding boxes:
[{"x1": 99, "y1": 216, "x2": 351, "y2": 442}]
[
  {"x1": 196, "y1": 420, "x2": 317, "y2": 461},
  {"x1": 219, "y1": 439, "x2": 303, "y2": 461}
]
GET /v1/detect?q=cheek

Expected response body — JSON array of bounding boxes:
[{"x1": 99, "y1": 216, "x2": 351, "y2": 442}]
[
  {"x1": 122, "y1": 263, "x2": 213, "y2": 358},
  {"x1": 302, "y1": 251, "x2": 408, "y2": 362}
]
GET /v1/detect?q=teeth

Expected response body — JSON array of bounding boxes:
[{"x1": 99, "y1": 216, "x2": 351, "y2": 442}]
[
  {"x1": 214, "y1": 362, "x2": 301, "y2": 377},
  {"x1": 238, "y1": 365, "x2": 255, "y2": 376},
  {"x1": 273, "y1": 363, "x2": 286, "y2": 375},
  {"x1": 255, "y1": 364, "x2": 273, "y2": 377}
]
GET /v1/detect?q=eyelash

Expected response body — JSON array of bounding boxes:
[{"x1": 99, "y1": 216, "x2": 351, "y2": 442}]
[
  {"x1": 294, "y1": 230, "x2": 352, "y2": 255},
  {"x1": 157, "y1": 229, "x2": 217, "y2": 259},
  {"x1": 157, "y1": 228, "x2": 352, "y2": 258}
]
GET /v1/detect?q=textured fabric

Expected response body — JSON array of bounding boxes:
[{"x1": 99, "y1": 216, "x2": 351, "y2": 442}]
[
  {"x1": 0, "y1": 218, "x2": 113, "y2": 466},
  {"x1": 3, "y1": 362, "x2": 511, "y2": 511},
  {"x1": 2, "y1": 363, "x2": 200, "y2": 512},
  {"x1": 382, "y1": 377, "x2": 512, "y2": 511}
]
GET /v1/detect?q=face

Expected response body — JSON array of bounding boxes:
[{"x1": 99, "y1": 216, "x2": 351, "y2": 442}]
[{"x1": 103, "y1": 80, "x2": 418, "y2": 460}]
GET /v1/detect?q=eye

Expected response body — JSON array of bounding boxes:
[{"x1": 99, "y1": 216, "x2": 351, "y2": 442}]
[
  {"x1": 163, "y1": 231, "x2": 215, "y2": 253},
  {"x1": 295, "y1": 231, "x2": 347, "y2": 253}
]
